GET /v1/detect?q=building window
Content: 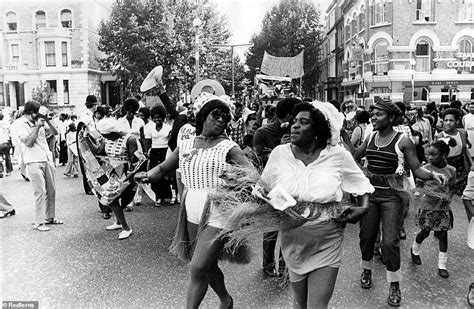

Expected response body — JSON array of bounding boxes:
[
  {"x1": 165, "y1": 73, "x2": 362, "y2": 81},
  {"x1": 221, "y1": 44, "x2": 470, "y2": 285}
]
[
  {"x1": 416, "y1": 0, "x2": 434, "y2": 22},
  {"x1": 45, "y1": 41, "x2": 56, "y2": 67},
  {"x1": 11, "y1": 44, "x2": 20, "y2": 64},
  {"x1": 352, "y1": 13, "x2": 358, "y2": 35},
  {"x1": 0, "y1": 82, "x2": 4, "y2": 107},
  {"x1": 47, "y1": 80, "x2": 57, "y2": 104},
  {"x1": 359, "y1": 6, "x2": 366, "y2": 30},
  {"x1": 460, "y1": 0, "x2": 474, "y2": 21},
  {"x1": 63, "y1": 80, "x2": 69, "y2": 104},
  {"x1": 458, "y1": 38, "x2": 473, "y2": 54},
  {"x1": 62, "y1": 42, "x2": 68, "y2": 66},
  {"x1": 371, "y1": 0, "x2": 389, "y2": 25},
  {"x1": 60, "y1": 9, "x2": 72, "y2": 28},
  {"x1": 373, "y1": 40, "x2": 389, "y2": 75},
  {"x1": 345, "y1": 24, "x2": 350, "y2": 41},
  {"x1": 415, "y1": 40, "x2": 431, "y2": 72},
  {"x1": 6, "y1": 12, "x2": 17, "y2": 31},
  {"x1": 35, "y1": 11, "x2": 46, "y2": 29}
]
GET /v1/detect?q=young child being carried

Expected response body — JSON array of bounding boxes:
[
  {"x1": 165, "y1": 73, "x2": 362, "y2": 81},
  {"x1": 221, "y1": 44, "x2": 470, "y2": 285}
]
[{"x1": 410, "y1": 138, "x2": 457, "y2": 278}]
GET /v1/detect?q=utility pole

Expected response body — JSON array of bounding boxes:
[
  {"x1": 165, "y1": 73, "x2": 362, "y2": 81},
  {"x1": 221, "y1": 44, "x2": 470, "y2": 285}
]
[{"x1": 211, "y1": 43, "x2": 253, "y2": 97}]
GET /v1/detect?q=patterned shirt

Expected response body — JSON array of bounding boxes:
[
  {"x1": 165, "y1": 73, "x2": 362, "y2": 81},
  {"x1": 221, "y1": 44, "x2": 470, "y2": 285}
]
[{"x1": 228, "y1": 117, "x2": 245, "y2": 148}]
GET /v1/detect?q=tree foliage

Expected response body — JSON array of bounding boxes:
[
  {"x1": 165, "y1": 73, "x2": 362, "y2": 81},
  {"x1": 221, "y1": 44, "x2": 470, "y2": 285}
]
[
  {"x1": 98, "y1": 0, "x2": 246, "y2": 100},
  {"x1": 245, "y1": 0, "x2": 322, "y2": 96},
  {"x1": 31, "y1": 82, "x2": 54, "y2": 107}
]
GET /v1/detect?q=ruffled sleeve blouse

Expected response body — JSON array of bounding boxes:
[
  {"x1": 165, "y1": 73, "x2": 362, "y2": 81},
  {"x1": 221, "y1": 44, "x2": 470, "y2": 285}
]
[{"x1": 260, "y1": 144, "x2": 374, "y2": 204}]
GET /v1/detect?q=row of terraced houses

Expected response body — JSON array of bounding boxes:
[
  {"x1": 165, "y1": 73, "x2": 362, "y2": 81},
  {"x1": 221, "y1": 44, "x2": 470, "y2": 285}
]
[
  {"x1": 0, "y1": 0, "x2": 119, "y2": 116},
  {"x1": 317, "y1": 0, "x2": 474, "y2": 107}
]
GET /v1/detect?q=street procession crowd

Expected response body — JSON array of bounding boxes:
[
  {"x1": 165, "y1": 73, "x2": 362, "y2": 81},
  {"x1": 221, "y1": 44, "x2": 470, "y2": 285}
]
[{"x1": 1, "y1": 65, "x2": 474, "y2": 308}]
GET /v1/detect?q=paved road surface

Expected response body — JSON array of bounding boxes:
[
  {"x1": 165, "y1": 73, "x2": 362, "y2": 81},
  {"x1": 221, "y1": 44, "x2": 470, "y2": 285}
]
[{"x1": 1, "y1": 166, "x2": 473, "y2": 308}]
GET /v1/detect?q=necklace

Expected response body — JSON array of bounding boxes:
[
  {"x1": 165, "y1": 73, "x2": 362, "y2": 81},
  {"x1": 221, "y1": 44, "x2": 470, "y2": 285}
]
[
  {"x1": 195, "y1": 134, "x2": 226, "y2": 140},
  {"x1": 374, "y1": 131, "x2": 397, "y2": 150}
]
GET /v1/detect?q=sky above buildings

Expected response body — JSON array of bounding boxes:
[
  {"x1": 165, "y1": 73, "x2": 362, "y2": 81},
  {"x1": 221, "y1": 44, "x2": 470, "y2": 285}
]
[
  {"x1": 9, "y1": 0, "x2": 331, "y2": 60},
  {"x1": 216, "y1": 0, "x2": 331, "y2": 44},
  {"x1": 216, "y1": 0, "x2": 332, "y2": 60}
]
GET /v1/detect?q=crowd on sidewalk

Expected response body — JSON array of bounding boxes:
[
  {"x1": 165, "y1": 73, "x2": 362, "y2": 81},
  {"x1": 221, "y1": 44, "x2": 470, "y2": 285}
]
[{"x1": 1, "y1": 66, "x2": 473, "y2": 308}]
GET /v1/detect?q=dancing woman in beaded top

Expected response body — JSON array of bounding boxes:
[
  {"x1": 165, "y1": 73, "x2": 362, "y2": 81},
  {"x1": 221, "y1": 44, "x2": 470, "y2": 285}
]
[{"x1": 143, "y1": 93, "x2": 251, "y2": 309}]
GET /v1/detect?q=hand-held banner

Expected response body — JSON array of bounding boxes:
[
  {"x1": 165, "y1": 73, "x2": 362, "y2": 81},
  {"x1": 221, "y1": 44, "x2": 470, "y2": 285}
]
[{"x1": 260, "y1": 51, "x2": 304, "y2": 78}]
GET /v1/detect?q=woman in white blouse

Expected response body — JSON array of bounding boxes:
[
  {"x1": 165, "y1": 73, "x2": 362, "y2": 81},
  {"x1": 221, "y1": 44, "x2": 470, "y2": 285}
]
[
  {"x1": 145, "y1": 105, "x2": 173, "y2": 206},
  {"x1": 260, "y1": 101, "x2": 374, "y2": 308}
]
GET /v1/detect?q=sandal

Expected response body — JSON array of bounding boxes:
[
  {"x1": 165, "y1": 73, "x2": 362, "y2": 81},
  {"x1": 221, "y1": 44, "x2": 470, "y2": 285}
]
[
  {"x1": 33, "y1": 224, "x2": 50, "y2": 232},
  {"x1": 45, "y1": 218, "x2": 64, "y2": 225}
]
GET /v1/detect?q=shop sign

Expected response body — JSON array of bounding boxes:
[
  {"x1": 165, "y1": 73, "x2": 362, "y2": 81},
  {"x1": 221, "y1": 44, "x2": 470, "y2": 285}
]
[
  {"x1": 447, "y1": 53, "x2": 474, "y2": 71},
  {"x1": 429, "y1": 81, "x2": 473, "y2": 86},
  {"x1": 372, "y1": 87, "x2": 391, "y2": 94}
]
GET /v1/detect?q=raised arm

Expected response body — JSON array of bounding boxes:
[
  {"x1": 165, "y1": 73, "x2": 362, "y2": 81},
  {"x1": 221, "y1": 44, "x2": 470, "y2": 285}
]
[
  {"x1": 341, "y1": 128, "x2": 369, "y2": 161},
  {"x1": 19, "y1": 120, "x2": 43, "y2": 147}
]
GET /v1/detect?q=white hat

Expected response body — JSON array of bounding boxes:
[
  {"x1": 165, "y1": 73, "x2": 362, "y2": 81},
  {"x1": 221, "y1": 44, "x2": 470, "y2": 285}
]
[
  {"x1": 190, "y1": 79, "x2": 225, "y2": 103},
  {"x1": 242, "y1": 107, "x2": 256, "y2": 122},
  {"x1": 193, "y1": 92, "x2": 234, "y2": 116},
  {"x1": 140, "y1": 66, "x2": 163, "y2": 92},
  {"x1": 96, "y1": 118, "x2": 123, "y2": 135}
]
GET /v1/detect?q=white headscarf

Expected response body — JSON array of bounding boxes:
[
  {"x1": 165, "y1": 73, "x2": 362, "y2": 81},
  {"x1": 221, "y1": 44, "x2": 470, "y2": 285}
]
[
  {"x1": 310, "y1": 100, "x2": 344, "y2": 146},
  {"x1": 96, "y1": 117, "x2": 124, "y2": 135}
]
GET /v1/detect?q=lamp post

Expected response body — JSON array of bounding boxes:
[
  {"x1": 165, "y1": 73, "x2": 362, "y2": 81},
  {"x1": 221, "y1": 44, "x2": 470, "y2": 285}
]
[
  {"x1": 193, "y1": 17, "x2": 202, "y2": 84},
  {"x1": 410, "y1": 59, "x2": 416, "y2": 101},
  {"x1": 211, "y1": 43, "x2": 253, "y2": 97}
]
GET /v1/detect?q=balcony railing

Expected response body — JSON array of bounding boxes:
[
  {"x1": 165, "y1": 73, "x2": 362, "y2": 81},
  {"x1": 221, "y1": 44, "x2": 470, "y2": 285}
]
[{"x1": 6, "y1": 64, "x2": 19, "y2": 71}]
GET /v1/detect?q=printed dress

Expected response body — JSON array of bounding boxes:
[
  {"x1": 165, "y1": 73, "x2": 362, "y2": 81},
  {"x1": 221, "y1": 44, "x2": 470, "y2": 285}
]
[{"x1": 416, "y1": 163, "x2": 456, "y2": 231}]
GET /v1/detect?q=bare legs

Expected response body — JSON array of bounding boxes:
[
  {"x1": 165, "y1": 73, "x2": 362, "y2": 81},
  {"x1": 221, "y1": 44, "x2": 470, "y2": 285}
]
[
  {"x1": 291, "y1": 266, "x2": 339, "y2": 309},
  {"x1": 462, "y1": 199, "x2": 474, "y2": 221},
  {"x1": 186, "y1": 222, "x2": 233, "y2": 309},
  {"x1": 109, "y1": 202, "x2": 130, "y2": 230},
  {"x1": 108, "y1": 185, "x2": 135, "y2": 231}
]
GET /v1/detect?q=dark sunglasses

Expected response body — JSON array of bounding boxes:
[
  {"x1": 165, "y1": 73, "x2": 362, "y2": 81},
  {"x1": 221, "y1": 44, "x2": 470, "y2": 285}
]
[{"x1": 210, "y1": 109, "x2": 231, "y2": 123}]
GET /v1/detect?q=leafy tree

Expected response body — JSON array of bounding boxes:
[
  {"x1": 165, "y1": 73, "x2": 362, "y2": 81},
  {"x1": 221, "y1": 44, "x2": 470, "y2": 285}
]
[
  {"x1": 31, "y1": 82, "x2": 54, "y2": 107},
  {"x1": 98, "y1": 0, "x2": 245, "y2": 100},
  {"x1": 245, "y1": 0, "x2": 322, "y2": 96}
]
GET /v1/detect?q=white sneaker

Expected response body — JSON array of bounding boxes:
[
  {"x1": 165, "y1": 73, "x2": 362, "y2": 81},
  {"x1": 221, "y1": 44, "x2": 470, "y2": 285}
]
[
  {"x1": 118, "y1": 228, "x2": 132, "y2": 240},
  {"x1": 106, "y1": 223, "x2": 123, "y2": 230}
]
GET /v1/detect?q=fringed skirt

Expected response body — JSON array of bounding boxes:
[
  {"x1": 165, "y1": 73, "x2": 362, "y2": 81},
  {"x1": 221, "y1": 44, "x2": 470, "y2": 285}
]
[{"x1": 169, "y1": 188, "x2": 251, "y2": 264}]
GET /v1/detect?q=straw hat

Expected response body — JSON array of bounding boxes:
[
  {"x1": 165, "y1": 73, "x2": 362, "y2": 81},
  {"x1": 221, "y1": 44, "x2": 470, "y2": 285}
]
[
  {"x1": 140, "y1": 66, "x2": 163, "y2": 92},
  {"x1": 190, "y1": 79, "x2": 225, "y2": 103}
]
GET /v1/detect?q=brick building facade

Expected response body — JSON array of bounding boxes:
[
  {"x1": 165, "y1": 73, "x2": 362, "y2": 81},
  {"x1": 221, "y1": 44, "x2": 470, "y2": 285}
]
[
  {"x1": 319, "y1": 0, "x2": 474, "y2": 107},
  {"x1": 0, "y1": 0, "x2": 120, "y2": 115}
]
